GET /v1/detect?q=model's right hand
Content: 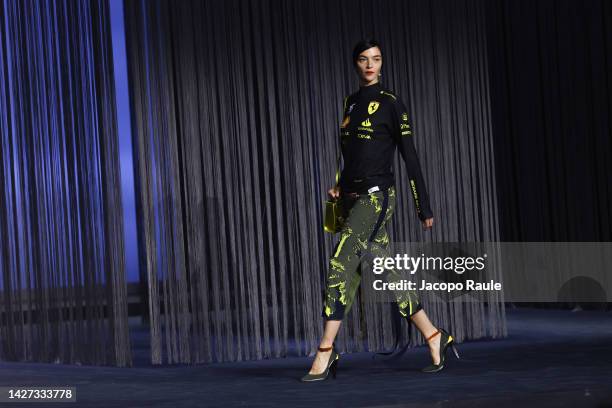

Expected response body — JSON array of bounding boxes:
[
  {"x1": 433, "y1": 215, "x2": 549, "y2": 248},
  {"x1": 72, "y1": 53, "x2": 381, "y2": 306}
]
[{"x1": 328, "y1": 186, "x2": 341, "y2": 200}]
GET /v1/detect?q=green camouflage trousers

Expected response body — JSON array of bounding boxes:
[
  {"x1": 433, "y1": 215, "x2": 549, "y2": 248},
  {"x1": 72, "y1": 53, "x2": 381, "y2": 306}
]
[{"x1": 322, "y1": 186, "x2": 423, "y2": 320}]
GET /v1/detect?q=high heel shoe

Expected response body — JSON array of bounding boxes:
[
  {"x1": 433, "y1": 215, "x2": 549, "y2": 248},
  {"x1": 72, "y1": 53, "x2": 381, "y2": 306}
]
[
  {"x1": 301, "y1": 344, "x2": 340, "y2": 382},
  {"x1": 421, "y1": 328, "x2": 460, "y2": 373}
]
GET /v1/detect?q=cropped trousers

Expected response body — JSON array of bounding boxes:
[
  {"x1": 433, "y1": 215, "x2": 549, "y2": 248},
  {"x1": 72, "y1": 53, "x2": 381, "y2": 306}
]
[{"x1": 322, "y1": 185, "x2": 423, "y2": 321}]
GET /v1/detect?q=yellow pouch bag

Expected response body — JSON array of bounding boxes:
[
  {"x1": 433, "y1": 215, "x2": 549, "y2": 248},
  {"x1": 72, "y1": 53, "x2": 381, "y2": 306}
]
[{"x1": 324, "y1": 198, "x2": 343, "y2": 233}]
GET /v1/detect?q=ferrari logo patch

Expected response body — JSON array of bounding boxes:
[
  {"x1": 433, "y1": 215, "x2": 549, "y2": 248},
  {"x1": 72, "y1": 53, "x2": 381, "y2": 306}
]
[{"x1": 368, "y1": 101, "x2": 380, "y2": 115}]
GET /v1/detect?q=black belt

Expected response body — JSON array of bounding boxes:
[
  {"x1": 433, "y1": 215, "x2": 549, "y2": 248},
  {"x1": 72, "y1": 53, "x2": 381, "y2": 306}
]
[{"x1": 342, "y1": 185, "x2": 384, "y2": 198}]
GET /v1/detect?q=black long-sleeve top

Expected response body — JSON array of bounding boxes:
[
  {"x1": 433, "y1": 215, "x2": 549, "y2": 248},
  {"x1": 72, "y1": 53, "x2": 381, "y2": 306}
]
[{"x1": 337, "y1": 81, "x2": 434, "y2": 221}]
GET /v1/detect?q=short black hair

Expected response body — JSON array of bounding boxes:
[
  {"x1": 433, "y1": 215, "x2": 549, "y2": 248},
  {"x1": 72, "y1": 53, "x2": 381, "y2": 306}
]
[{"x1": 352, "y1": 39, "x2": 382, "y2": 66}]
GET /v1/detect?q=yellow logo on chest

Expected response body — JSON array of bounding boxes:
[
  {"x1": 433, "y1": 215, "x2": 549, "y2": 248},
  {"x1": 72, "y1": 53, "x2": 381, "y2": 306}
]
[{"x1": 368, "y1": 101, "x2": 380, "y2": 114}]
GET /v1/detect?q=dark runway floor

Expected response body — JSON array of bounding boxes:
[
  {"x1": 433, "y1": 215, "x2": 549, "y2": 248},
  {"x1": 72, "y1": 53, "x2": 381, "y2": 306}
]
[{"x1": 1, "y1": 307, "x2": 612, "y2": 407}]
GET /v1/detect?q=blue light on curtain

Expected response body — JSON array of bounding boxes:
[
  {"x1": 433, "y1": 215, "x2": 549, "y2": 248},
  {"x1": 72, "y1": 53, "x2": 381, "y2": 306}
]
[{"x1": 0, "y1": 0, "x2": 131, "y2": 366}]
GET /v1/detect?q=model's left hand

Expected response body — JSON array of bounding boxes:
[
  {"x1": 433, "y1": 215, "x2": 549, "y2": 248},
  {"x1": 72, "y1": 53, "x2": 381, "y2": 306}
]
[{"x1": 422, "y1": 217, "x2": 433, "y2": 230}]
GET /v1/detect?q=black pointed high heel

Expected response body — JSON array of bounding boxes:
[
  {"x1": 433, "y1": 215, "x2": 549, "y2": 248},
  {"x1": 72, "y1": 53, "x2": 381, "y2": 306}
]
[
  {"x1": 421, "y1": 328, "x2": 460, "y2": 373},
  {"x1": 301, "y1": 344, "x2": 340, "y2": 382}
]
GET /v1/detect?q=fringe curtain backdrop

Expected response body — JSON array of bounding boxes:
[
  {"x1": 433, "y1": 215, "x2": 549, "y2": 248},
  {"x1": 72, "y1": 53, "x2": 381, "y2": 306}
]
[
  {"x1": 0, "y1": 0, "x2": 131, "y2": 366},
  {"x1": 486, "y1": 0, "x2": 612, "y2": 242},
  {"x1": 124, "y1": 0, "x2": 505, "y2": 365}
]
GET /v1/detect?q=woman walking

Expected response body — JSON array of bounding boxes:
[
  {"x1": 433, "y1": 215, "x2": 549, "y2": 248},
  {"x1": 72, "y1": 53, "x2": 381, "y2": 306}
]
[{"x1": 301, "y1": 39, "x2": 459, "y2": 382}]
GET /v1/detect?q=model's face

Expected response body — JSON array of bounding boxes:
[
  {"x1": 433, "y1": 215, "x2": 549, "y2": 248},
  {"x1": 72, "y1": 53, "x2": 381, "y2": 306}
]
[{"x1": 355, "y1": 47, "x2": 382, "y2": 84}]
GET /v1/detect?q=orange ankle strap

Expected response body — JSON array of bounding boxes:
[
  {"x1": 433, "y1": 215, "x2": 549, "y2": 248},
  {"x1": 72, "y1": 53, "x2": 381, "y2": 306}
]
[
  {"x1": 426, "y1": 330, "x2": 440, "y2": 342},
  {"x1": 318, "y1": 345, "x2": 333, "y2": 352}
]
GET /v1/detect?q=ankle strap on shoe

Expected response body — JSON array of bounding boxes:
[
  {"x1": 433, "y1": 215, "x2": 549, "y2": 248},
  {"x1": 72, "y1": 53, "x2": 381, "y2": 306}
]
[
  {"x1": 318, "y1": 345, "x2": 333, "y2": 352},
  {"x1": 425, "y1": 329, "x2": 440, "y2": 342}
]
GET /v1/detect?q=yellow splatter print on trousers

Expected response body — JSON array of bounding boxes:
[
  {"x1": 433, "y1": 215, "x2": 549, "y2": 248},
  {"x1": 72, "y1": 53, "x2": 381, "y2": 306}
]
[{"x1": 322, "y1": 186, "x2": 423, "y2": 320}]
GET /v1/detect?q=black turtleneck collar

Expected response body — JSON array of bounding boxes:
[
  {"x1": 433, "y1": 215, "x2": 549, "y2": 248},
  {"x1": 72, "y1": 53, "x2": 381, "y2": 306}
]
[{"x1": 357, "y1": 80, "x2": 383, "y2": 98}]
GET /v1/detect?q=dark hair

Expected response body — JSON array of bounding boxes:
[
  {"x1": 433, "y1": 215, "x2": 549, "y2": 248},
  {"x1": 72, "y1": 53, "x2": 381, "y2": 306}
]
[{"x1": 352, "y1": 39, "x2": 382, "y2": 66}]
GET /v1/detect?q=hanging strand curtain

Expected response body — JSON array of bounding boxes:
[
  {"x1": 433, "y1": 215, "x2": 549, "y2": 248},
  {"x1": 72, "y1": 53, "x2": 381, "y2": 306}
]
[
  {"x1": 486, "y1": 0, "x2": 612, "y2": 242},
  {"x1": 0, "y1": 0, "x2": 131, "y2": 367},
  {"x1": 124, "y1": 0, "x2": 504, "y2": 365}
]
